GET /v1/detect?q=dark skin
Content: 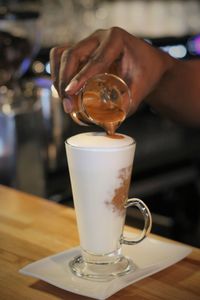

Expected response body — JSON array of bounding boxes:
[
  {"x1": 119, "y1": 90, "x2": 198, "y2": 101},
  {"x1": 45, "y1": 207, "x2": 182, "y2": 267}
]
[{"x1": 50, "y1": 27, "x2": 200, "y2": 126}]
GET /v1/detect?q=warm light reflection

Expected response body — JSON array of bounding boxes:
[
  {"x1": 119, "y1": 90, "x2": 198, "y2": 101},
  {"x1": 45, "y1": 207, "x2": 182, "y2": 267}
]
[
  {"x1": 2, "y1": 104, "x2": 12, "y2": 114},
  {"x1": 32, "y1": 61, "x2": 45, "y2": 73},
  {"x1": 51, "y1": 85, "x2": 59, "y2": 98}
]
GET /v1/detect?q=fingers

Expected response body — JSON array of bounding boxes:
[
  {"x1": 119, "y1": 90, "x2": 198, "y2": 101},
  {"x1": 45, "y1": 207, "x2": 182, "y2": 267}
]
[
  {"x1": 65, "y1": 28, "x2": 123, "y2": 96},
  {"x1": 49, "y1": 46, "x2": 66, "y2": 93},
  {"x1": 58, "y1": 31, "x2": 104, "y2": 99},
  {"x1": 50, "y1": 27, "x2": 125, "y2": 114}
]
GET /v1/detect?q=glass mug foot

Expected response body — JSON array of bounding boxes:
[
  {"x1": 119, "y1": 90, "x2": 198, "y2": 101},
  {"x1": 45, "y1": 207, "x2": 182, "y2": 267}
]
[
  {"x1": 69, "y1": 249, "x2": 136, "y2": 281},
  {"x1": 69, "y1": 198, "x2": 152, "y2": 282}
]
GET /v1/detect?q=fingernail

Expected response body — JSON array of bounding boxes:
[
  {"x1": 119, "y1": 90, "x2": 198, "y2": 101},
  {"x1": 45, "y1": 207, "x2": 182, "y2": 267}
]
[
  {"x1": 63, "y1": 98, "x2": 73, "y2": 113},
  {"x1": 65, "y1": 79, "x2": 78, "y2": 94}
]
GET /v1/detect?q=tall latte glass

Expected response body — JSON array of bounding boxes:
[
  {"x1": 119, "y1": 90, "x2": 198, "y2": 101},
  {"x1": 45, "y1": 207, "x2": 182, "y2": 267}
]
[{"x1": 65, "y1": 132, "x2": 152, "y2": 281}]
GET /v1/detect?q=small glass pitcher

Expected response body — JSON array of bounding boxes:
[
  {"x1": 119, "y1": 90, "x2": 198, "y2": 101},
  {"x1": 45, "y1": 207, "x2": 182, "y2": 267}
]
[{"x1": 70, "y1": 73, "x2": 131, "y2": 135}]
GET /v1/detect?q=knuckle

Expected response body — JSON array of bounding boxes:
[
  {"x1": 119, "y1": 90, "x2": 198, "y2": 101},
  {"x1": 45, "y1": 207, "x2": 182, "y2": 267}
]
[
  {"x1": 92, "y1": 28, "x2": 105, "y2": 36},
  {"x1": 110, "y1": 26, "x2": 121, "y2": 33},
  {"x1": 61, "y1": 47, "x2": 77, "y2": 63},
  {"x1": 92, "y1": 29, "x2": 107, "y2": 42},
  {"x1": 109, "y1": 26, "x2": 123, "y2": 38}
]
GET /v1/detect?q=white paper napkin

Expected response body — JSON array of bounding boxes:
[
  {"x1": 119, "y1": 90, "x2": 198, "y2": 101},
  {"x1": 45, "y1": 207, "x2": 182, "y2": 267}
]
[{"x1": 19, "y1": 236, "x2": 191, "y2": 300}]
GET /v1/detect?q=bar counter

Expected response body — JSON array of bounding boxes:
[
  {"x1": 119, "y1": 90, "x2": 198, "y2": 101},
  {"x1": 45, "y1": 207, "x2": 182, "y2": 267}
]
[{"x1": 0, "y1": 185, "x2": 199, "y2": 299}]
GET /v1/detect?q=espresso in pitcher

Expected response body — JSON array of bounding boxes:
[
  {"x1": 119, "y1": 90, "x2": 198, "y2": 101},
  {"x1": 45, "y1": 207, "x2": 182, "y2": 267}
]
[{"x1": 70, "y1": 74, "x2": 131, "y2": 136}]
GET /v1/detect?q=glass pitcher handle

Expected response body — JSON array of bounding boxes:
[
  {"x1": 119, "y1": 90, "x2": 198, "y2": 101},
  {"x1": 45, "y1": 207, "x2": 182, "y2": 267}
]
[{"x1": 121, "y1": 198, "x2": 152, "y2": 245}]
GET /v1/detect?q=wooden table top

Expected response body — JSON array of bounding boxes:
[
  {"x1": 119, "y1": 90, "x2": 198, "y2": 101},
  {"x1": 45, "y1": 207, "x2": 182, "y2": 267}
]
[{"x1": 0, "y1": 185, "x2": 199, "y2": 300}]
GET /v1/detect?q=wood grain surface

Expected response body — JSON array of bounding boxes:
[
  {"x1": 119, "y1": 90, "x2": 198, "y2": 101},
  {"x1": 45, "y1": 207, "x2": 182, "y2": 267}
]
[{"x1": 0, "y1": 185, "x2": 199, "y2": 300}]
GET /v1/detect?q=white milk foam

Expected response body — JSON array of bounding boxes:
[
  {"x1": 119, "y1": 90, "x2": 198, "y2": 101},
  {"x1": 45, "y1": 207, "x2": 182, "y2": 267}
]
[
  {"x1": 66, "y1": 132, "x2": 135, "y2": 254},
  {"x1": 67, "y1": 132, "x2": 134, "y2": 148}
]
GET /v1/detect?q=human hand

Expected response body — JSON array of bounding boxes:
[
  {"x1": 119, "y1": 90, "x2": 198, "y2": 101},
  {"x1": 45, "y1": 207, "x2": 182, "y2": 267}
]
[{"x1": 50, "y1": 27, "x2": 173, "y2": 115}]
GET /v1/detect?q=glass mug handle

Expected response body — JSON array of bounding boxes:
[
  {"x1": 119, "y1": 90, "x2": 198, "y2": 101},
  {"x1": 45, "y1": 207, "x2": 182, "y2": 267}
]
[{"x1": 121, "y1": 198, "x2": 152, "y2": 245}]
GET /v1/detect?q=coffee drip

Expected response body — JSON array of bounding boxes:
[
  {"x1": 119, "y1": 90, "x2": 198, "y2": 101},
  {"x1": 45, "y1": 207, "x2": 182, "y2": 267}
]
[{"x1": 70, "y1": 74, "x2": 130, "y2": 136}]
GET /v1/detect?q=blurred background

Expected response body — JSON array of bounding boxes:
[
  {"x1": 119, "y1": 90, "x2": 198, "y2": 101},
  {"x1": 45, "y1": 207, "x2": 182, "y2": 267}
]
[{"x1": 0, "y1": 0, "x2": 200, "y2": 247}]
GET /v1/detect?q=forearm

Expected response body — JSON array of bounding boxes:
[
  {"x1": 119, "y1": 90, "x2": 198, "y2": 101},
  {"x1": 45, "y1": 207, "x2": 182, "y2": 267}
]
[{"x1": 146, "y1": 58, "x2": 200, "y2": 126}]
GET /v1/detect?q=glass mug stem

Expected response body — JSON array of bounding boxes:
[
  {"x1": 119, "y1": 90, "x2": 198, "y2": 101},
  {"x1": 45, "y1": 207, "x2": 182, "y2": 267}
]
[{"x1": 121, "y1": 198, "x2": 152, "y2": 245}]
